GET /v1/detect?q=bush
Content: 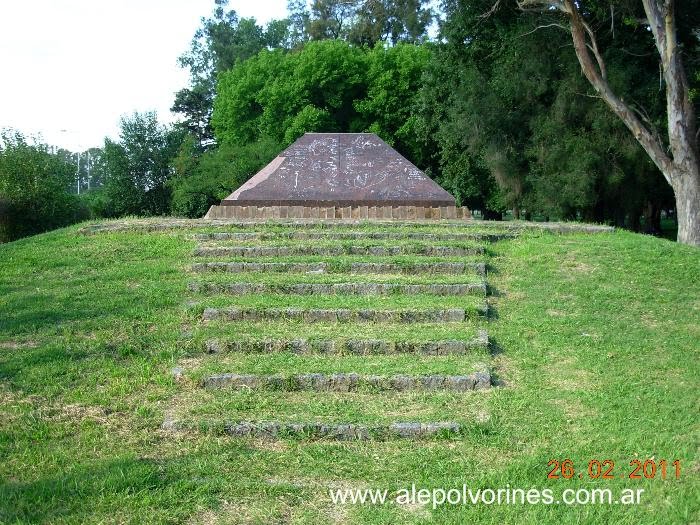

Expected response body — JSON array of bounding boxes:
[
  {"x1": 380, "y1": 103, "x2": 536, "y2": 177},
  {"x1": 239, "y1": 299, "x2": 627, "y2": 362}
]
[
  {"x1": 0, "y1": 132, "x2": 89, "y2": 242},
  {"x1": 170, "y1": 136, "x2": 282, "y2": 218}
]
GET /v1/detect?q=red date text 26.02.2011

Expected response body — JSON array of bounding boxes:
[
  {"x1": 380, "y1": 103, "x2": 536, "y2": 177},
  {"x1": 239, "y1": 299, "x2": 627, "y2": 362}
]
[{"x1": 547, "y1": 459, "x2": 681, "y2": 480}]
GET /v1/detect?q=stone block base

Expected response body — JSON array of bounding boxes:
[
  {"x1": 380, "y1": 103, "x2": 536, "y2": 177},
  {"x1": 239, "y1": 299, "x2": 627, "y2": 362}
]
[{"x1": 204, "y1": 205, "x2": 472, "y2": 221}]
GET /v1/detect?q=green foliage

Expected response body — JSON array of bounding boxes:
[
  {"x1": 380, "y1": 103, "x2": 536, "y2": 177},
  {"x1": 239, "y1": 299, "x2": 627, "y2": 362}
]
[
  {"x1": 78, "y1": 189, "x2": 112, "y2": 219},
  {"x1": 213, "y1": 40, "x2": 430, "y2": 160},
  {"x1": 304, "y1": 0, "x2": 433, "y2": 44},
  {"x1": 170, "y1": 136, "x2": 282, "y2": 218},
  {"x1": 174, "y1": 0, "x2": 291, "y2": 145},
  {"x1": 283, "y1": 105, "x2": 334, "y2": 144},
  {"x1": 0, "y1": 131, "x2": 88, "y2": 242},
  {"x1": 418, "y1": 0, "x2": 682, "y2": 224},
  {"x1": 355, "y1": 43, "x2": 430, "y2": 162},
  {"x1": 101, "y1": 112, "x2": 185, "y2": 217}
]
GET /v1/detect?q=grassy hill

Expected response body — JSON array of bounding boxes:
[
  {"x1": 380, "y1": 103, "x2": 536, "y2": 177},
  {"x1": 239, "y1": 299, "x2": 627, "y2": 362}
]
[{"x1": 0, "y1": 219, "x2": 698, "y2": 524}]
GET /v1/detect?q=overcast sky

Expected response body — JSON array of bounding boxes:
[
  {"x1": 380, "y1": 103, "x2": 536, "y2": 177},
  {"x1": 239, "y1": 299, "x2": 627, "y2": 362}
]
[{"x1": 0, "y1": 0, "x2": 288, "y2": 151}]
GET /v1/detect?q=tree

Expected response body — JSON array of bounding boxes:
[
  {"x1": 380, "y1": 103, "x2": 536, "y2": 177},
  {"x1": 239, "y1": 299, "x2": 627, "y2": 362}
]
[
  {"x1": 516, "y1": 0, "x2": 699, "y2": 245},
  {"x1": 0, "y1": 131, "x2": 88, "y2": 241},
  {"x1": 102, "y1": 112, "x2": 184, "y2": 217},
  {"x1": 288, "y1": 0, "x2": 311, "y2": 47},
  {"x1": 302, "y1": 0, "x2": 433, "y2": 45},
  {"x1": 307, "y1": 0, "x2": 359, "y2": 40},
  {"x1": 213, "y1": 41, "x2": 368, "y2": 146},
  {"x1": 355, "y1": 43, "x2": 431, "y2": 162},
  {"x1": 174, "y1": 0, "x2": 288, "y2": 147}
]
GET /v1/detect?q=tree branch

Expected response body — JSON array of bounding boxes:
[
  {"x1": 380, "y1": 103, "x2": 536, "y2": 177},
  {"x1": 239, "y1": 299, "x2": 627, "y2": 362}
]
[
  {"x1": 480, "y1": 0, "x2": 502, "y2": 19},
  {"x1": 580, "y1": 18, "x2": 607, "y2": 79},
  {"x1": 518, "y1": 23, "x2": 569, "y2": 38},
  {"x1": 549, "y1": 0, "x2": 674, "y2": 183},
  {"x1": 518, "y1": 23, "x2": 568, "y2": 38}
]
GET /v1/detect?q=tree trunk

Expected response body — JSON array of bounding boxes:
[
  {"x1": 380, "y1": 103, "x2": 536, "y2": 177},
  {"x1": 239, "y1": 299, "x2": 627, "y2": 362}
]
[{"x1": 672, "y1": 166, "x2": 700, "y2": 245}]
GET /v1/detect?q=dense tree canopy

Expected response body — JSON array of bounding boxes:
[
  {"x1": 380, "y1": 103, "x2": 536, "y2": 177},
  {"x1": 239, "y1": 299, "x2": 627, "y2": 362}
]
[
  {"x1": 3, "y1": 0, "x2": 697, "y2": 242},
  {"x1": 419, "y1": 0, "x2": 679, "y2": 228}
]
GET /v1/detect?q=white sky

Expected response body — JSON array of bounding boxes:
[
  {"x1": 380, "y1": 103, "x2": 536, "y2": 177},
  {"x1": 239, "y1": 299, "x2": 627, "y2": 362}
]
[{"x1": 0, "y1": 0, "x2": 288, "y2": 151}]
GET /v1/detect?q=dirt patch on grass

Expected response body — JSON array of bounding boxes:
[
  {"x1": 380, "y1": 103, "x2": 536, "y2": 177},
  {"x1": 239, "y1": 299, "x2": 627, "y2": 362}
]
[
  {"x1": 564, "y1": 261, "x2": 596, "y2": 274},
  {"x1": 51, "y1": 403, "x2": 111, "y2": 424},
  {"x1": 0, "y1": 339, "x2": 39, "y2": 350},
  {"x1": 158, "y1": 390, "x2": 207, "y2": 434},
  {"x1": 261, "y1": 477, "x2": 369, "y2": 524},
  {"x1": 546, "y1": 357, "x2": 593, "y2": 392},
  {"x1": 0, "y1": 385, "x2": 137, "y2": 442},
  {"x1": 251, "y1": 438, "x2": 291, "y2": 453},
  {"x1": 491, "y1": 353, "x2": 518, "y2": 389},
  {"x1": 550, "y1": 397, "x2": 596, "y2": 420},
  {"x1": 0, "y1": 386, "x2": 41, "y2": 425},
  {"x1": 187, "y1": 499, "x2": 277, "y2": 525}
]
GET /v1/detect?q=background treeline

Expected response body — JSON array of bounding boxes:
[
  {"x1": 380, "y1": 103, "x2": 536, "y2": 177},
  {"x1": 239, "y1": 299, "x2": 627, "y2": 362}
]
[{"x1": 1, "y1": 0, "x2": 697, "y2": 242}]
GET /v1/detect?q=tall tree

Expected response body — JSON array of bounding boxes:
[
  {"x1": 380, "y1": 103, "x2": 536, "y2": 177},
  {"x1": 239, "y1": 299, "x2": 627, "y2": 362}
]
[
  {"x1": 515, "y1": 0, "x2": 699, "y2": 245},
  {"x1": 174, "y1": 0, "x2": 288, "y2": 147},
  {"x1": 102, "y1": 112, "x2": 184, "y2": 217},
  {"x1": 287, "y1": 0, "x2": 311, "y2": 46},
  {"x1": 307, "y1": 0, "x2": 359, "y2": 40}
]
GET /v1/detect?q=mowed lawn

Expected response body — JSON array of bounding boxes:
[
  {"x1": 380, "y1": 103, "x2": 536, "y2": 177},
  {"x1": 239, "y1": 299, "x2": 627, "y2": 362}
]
[{"x1": 0, "y1": 220, "x2": 698, "y2": 524}]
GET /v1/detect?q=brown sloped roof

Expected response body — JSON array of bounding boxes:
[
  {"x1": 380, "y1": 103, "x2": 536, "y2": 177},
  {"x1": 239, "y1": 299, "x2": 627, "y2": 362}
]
[{"x1": 220, "y1": 133, "x2": 456, "y2": 207}]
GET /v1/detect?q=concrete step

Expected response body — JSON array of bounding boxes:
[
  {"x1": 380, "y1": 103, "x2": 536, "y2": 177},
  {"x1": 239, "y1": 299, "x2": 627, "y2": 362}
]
[
  {"x1": 193, "y1": 245, "x2": 484, "y2": 257},
  {"x1": 194, "y1": 231, "x2": 513, "y2": 242},
  {"x1": 201, "y1": 369, "x2": 491, "y2": 392},
  {"x1": 201, "y1": 306, "x2": 486, "y2": 323},
  {"x1": 188, "y1": 281, "x2": 487, "y2": 296},
  {"x1": 204, "y1": 331, "x2": 489, "y2": 355},
  {"x1": 190, "y1": 261, "x2": 486, "y2": 275},
  {"x1": 162, "y1": 419, "x2": 468, "y2": 440}
]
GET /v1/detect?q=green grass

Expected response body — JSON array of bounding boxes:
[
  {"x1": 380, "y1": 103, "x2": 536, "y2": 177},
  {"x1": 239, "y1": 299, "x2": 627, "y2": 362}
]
[
  {"x1": 1, "y1": 220, "x2": 698, "y2": 524},
  {"x1": 189, "y1": 253, "x2": 486, "y2": 266},
  {"x1": 193, "y1": 320, "x2": 486, "y2": 342},
  {"x1": 186, "y1": 353, "x2": 491, "y2": 378},
  {"x1": 193, "y1": 238, "x2": 488, "y2": 249},
  {"x1": 169, "y1": 390, "x2": 492, "y2": 428},
  {"x1": 188, "y1": 293, "x2": 486, "y2": 310},
  {"x1": 188, "y1": 272, "x2": 486, "y2": 285}
]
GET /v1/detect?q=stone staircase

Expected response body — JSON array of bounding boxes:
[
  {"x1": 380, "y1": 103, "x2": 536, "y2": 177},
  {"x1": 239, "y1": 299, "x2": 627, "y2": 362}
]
[{"x1": 163, "y1": 221, "x2": 515, "y2": 440}]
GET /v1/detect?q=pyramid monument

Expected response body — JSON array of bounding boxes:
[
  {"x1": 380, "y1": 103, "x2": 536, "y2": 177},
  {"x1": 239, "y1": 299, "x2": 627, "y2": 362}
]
[{"x1": 204, "y1": 133, "x2": 470, "y2": 220}]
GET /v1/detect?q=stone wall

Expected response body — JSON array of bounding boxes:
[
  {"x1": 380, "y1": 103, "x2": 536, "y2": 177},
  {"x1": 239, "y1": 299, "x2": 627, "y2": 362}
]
[{"x1": 204, "y1": 204, "x2": 472, "y2": 221}]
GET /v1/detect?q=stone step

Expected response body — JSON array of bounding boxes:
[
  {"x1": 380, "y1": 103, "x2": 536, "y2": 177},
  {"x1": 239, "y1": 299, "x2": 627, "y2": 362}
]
[
  {"x1": 188, "y1": 281, "x2": 487, "y2": 296},
  {"x1": 162, "y1": 419, "x2": 467, "y2": 440},
  {"x1": 201, "y1": 369, "x2": 491, "y2": 392},
  {"x1": 194, "y1": 231, "x2": 513, "y2": 242},
  {"x1": 191, "y1": 262, "x2": 327, "y2": 274},
  {"x1": 193, "y1": 245, "x2": 484, "y2": 257},
  {"x1": 201, "y1": 306, "x2": 485, "y2": 323},
  {"x1": 191, "y1": 261, "x2": 486, "y2": 276},
  {"x1": 204, "y1": 331, "x2": 489, "y2": 355},
  {"x1": 79, "y1": 218, "x2": 614, "y2": 235},
  {"x1": 350, "y1": 262, "x2": 486, "y2": 276}
]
